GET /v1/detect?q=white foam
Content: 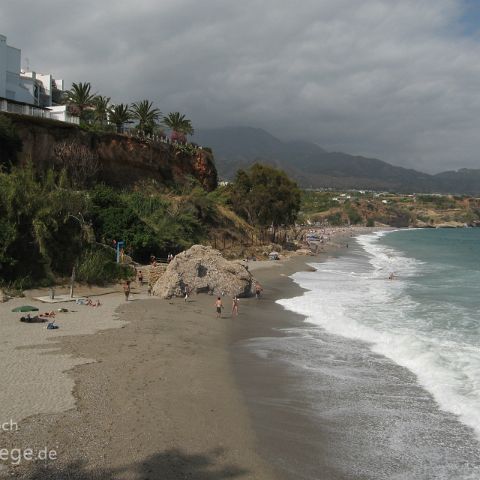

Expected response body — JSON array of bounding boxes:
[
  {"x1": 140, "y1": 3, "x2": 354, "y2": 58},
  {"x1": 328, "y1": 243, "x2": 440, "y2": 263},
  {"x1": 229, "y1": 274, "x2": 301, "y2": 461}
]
[{"x1": 278, "y1": 231, "x2": 480, "y2": 440}]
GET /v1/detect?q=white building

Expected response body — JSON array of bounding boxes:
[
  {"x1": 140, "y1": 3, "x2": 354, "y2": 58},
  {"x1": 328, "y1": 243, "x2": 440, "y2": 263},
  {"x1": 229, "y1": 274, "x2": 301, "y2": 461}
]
[
  {"x1": 0, "y1": 34, "x2": 77, "y2": 124},
  {"x1": 0, "y1": 34, "x2": 63, "y2": 107},
  {"x1": 0, "y1": 34, "x2": 33, "y2": 103},
  {"x1": 20, "y1": 70, "x2": 64, "y2": 107}
]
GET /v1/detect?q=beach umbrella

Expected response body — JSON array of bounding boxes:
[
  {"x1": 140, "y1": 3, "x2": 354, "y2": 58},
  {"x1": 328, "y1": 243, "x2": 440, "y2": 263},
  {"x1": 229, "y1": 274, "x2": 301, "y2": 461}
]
[{"x1": 12, "y1": 305, "x2": 39, "y2": 312}]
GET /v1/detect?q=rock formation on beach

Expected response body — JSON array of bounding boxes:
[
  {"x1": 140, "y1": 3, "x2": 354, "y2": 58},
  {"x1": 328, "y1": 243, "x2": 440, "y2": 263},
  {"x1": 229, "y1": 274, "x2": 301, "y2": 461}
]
[{"x1": 153, "y1": 245, "x2": 255, "y2": 298}]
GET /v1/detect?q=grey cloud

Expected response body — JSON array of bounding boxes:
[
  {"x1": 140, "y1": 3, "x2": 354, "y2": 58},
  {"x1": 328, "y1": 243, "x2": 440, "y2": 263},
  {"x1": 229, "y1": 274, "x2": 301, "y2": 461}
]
[{"x1": 1, "y1": 0, "x2": 480, "y2": 173}]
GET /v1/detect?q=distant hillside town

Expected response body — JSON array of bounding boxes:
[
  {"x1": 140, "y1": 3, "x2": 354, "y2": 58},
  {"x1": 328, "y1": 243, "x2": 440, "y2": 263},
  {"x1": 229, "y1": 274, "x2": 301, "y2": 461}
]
[{"x1": 0, "y1": 34, "x2": 77, "y2": 124}]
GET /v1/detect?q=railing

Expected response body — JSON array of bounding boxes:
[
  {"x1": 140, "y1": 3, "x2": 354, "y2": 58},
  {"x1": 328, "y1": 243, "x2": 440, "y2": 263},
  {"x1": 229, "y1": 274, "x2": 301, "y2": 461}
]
[
  {"x1": 122, "y1": 128, "x2": 204, "y2": 151},
  {"x1": 0, "y1": 97, "x2": 79, "y2": 125}
]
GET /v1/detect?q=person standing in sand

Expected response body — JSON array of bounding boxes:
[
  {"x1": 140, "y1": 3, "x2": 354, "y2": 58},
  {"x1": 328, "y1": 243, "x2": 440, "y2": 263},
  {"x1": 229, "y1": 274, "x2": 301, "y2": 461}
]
[
  {"x1": 215, "y1": 297, "x2": 223, "y2": 318},
  {"x1": 123, "y1": 281, "x2": 131, "y2": 301},
  {"x1": 232, "y1": 296, "x2": 239, "y2": 317},
  {"x1": 184, "y1": 284, "x2": 190, "y2": 302}
]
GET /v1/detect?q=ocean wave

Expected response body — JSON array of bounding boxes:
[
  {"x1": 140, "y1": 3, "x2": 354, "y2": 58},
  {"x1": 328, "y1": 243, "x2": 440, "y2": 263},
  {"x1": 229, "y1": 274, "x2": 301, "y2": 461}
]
[{"x1": 277, "y1": 230, "x2": 480, "y2": 440}]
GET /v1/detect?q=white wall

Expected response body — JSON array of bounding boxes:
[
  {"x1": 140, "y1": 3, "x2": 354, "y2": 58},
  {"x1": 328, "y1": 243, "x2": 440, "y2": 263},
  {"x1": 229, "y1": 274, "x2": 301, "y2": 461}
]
[
  {"x1": 2, "y1": 35, "x2": 34, "y2": 103},
  {"x1": 0, "y1": 35, "x2": 7, "y2": 98},
  {"x1": 0, "y1": 34, "x2": 36, "y2": 104},
  {"x1": 0, "y1": 34, "x2": 67, "y2": 114}
]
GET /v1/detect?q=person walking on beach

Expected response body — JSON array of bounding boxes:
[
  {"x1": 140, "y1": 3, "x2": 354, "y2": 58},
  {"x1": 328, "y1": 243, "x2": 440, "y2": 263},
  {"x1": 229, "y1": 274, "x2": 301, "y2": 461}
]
[
  {"x1": 123, "y1": 281, "x2": 131, "y2": 301},
  {"x1": 215, "y1": 297, "x2": 223, "y2": 318},
  {"x1": 232, "y1": 296, "x2": 239, "y2": 317},
  {"x1": 184, "y1": 284, "x2": 190, "y2": 302}
]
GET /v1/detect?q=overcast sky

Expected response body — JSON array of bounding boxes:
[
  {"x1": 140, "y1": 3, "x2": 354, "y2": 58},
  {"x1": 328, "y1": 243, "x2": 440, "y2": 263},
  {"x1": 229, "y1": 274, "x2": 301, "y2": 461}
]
[{"x1": 2, "y1": 0, "x2": 480, "y2": 173}]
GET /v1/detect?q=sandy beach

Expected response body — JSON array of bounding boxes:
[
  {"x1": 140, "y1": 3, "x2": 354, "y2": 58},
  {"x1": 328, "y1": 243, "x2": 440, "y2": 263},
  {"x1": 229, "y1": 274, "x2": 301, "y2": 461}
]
[
  {"x1": 0, "y1": 286, "x2": 135, "y2": 425},
  {"x1": 0, "y1": 227, "x2": 368, "y2": 479}
]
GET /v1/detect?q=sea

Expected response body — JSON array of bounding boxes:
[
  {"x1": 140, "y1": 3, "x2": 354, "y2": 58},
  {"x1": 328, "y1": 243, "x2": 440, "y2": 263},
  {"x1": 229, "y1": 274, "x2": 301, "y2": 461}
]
[{"x1": 245, "y1": 229, "x2": 480, "y2": 480}]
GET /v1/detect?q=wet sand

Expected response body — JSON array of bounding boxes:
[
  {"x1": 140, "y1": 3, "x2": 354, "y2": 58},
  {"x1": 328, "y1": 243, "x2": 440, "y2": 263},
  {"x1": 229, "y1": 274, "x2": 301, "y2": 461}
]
[{"x1": 230, "y1": 254, "x2": 344, "y2": 479}]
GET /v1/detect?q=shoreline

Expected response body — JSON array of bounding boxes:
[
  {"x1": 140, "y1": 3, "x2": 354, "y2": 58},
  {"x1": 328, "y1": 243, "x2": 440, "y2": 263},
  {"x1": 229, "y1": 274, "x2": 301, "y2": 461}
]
[
  {"x1": 229, "y1": 249, "x2": 348, "y2": 480},
  {"x1": 0, "y1": 227, "x2": 371, "y2": 478},
  {"x1": 232, "y1": 228, "x2": 480, "y2": 479}
]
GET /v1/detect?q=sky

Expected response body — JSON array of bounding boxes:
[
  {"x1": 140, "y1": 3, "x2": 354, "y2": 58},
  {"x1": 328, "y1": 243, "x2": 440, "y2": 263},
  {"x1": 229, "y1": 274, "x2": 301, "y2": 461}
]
[{"x1": 2, "y1": 0, "x2": 480, "y2": 173}]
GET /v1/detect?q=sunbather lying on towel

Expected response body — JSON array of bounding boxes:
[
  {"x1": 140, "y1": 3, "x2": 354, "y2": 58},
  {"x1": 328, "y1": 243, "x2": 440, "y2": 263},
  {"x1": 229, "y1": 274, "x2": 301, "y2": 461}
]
[{"x1": 20, "y1": 314, "x2": 47, "y2": 323}]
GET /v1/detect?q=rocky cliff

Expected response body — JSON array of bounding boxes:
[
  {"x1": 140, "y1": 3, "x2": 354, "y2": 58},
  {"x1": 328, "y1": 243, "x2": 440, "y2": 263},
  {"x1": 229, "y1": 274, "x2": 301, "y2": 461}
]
[{"x1": 9, "y1": 114, "x2": 218, "y2": 191}]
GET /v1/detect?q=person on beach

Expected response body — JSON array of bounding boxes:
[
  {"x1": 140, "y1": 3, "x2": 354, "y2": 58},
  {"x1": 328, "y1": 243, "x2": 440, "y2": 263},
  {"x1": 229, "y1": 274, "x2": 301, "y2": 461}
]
[
  {"x1": 215, "y1": 297, "x2": 223, "y2": 318},
  {"x1": 232, "y1": 296, "x2": 239, "y2": 317},
  {"x1": 184, "y1": 284, "x2": 190, "y2": 302},
  {"x1": 123, "y1": 281, "x2": 131, "y2": 301},
  {"x1": 147, "y1": 283, "x2": 152, "y2": 296},
  {"x1": 255, "y1": 282, "x2": 263, "y2": 299}
]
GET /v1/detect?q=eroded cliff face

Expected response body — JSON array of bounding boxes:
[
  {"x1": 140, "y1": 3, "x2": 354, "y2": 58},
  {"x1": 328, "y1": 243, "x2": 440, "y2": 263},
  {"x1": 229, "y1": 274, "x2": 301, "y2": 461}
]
[{"x1": 10, "y1": 115, "x2": 218, "y2": 191}]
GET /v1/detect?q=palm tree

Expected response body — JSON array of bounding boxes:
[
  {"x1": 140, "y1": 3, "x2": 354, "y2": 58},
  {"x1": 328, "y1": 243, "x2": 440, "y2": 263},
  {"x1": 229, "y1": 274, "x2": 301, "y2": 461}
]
[
  {"x1": 130, "y1": 100, "x2": 161, "y2": 136},
  {"x1": 108, "y1": 104, "x2": 131, "y2": 133},
  {"x1": 65, "y1": 82, "x2": 96, "y2": 121},
  {"x1": 162, "y1": 112, "x2": 194, "y2": 143},
  {"x1": 92, "y1": 95, "x2": 111, "y2": 126}
]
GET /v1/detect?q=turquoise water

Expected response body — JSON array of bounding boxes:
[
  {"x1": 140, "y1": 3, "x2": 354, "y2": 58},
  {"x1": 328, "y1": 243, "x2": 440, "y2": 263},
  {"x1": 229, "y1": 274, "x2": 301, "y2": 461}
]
[
  {"x1": 382, "y1": 228, "x2": 480, "y2": 311},
  {"x1": 278, "y1": 228, "x2": 480, "y2": 440}
]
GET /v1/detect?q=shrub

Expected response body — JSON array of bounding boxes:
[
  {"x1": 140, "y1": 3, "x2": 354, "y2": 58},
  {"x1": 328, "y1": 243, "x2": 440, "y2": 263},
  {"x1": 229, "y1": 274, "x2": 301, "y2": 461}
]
[
  {"x1": 327, "y1": 212, "x2": 343, "y2": 226},
  {"x1": 346, "y1": 207, "x2": 363, "y2": 225},
  {"x1": 76, "y1": 247, "x2": 133, "y2": 285},
  {"x1": 0, "y1": 114, "x2": 22, "y2": 169}
]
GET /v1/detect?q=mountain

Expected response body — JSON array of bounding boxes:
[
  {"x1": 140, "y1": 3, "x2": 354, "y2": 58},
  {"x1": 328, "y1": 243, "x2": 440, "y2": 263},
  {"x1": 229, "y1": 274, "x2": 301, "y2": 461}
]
[
  {"x1": 193, "y1": 127, "x2": 480, "y2": 194},
  {"x1": 433, "y1": 169, "x2": 480, "y2": 195}
]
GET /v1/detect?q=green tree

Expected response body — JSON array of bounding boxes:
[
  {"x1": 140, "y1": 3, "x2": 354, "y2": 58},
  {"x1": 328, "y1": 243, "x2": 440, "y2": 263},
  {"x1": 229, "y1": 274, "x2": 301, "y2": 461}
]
[
  {"x1": 65, "y1": 82, "x2": 96, "y2": 122},
  {"x1": 346, "y1": 206, "x2": 363, "y2": 225},
  {"x1": 0, "y1": 165, "x2": 89, "y2": 285},
  {"x1": 229, "y1": 163, "x2": 301, "y2": 240},
  {"x1": 130, "y1": 100, "x2": 161, "y2": 136},
  {"x1": 0, "y1": 114, "x2": 22, "y2": 170},
  {"x1": 108, "y1": 104, "x2": 131, "y2": 133},
  {"x1": 92, "y1": 95, "x2": 111, "y2": 126},
  {"x1": 327, "y1": 212, "x2": 343, "y2": 226},
  {"x1": 162, "y1": 112, "x2": 194, "y2": 143}
]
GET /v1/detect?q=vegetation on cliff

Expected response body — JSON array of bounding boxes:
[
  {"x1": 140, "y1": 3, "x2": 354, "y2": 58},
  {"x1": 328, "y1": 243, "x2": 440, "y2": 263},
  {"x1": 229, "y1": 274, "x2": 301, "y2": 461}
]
[
  {"x1": 301, "y1": 190, "x2": 480, "y2": 228},
  {"x1": 0, "y1": 163, "x2": 222, "y2": 288},
  {"x1": 0, "y1": 116, "x2": 305, "y2": 290},
  {"x1": 0, "y1": 114, "x2": 22, "y2": 170}
]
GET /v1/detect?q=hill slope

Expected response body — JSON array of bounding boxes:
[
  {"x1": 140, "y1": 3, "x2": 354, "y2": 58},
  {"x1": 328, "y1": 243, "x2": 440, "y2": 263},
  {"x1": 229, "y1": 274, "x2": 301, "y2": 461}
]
[{"x1": 194, "y1": 127, "x2": 480, "y2": 194}]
